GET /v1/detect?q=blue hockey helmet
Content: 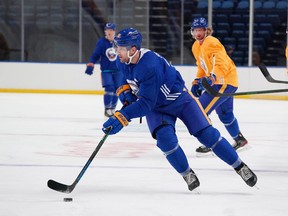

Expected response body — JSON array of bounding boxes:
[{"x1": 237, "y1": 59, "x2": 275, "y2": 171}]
[
  {"x1": 113, "y1": 28, "x2": 142, "y2": 50},
  {"x1": 191, "y1": 17, "x2": 208, "y2": 30},
  {"x1": 105, "y1": 23, "x2": 116, "y2": 30}
]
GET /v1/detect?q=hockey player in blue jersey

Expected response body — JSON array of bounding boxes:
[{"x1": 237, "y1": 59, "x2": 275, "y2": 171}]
[
  {"x1": 102, "y1": 28, "x2": 257, "y2": 191},
  {"x1": 85, "y1": 23, "x2": 123, "y2": 117}
]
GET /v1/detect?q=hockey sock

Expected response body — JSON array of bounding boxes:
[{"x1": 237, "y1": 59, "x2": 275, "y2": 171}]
[
  {"x1": 156, "y1": 125, "x2": 189, "y2": 173},
  {"x1": 218, "y1": 112, "x2": 240, "y2": 139},
  {"x1": 112, "y1": 94, "x2": 118, "y2": 108},
  {"x1": 165, "y1": 145, "x2": 190, "y2": 174},
  {"x1": 212, "y1": 137, "x2": 242, "y2": 166},
  {"x1": 104, "y1": 85, "x2": 117, "y2": 109},
  {"x1": 196, "y1": 126, "x2": 240, "y2": 166},
  {"x1": 104, "y1": 91, "x2": 117, "y2": 108}
]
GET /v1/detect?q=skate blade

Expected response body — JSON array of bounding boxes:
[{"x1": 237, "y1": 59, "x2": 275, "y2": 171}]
[
  {"x1": 188, "y1": 187, "x2": 201, "y2": 194},
  {"x1": 195, "y1": 144, "x2": 251, "y2": 158},
  {"x1": 235, "y1": 144, "x2": 251, "y2": 153},
  {"x1": 254, "y1": 185, "x2": 260, "y2": 190},
  {"x1": 195, "y1": 151, "x2": 215, "y2": 158},
  {"x1": 193, "y1": 188, "x2": 201, "y2": 194}
]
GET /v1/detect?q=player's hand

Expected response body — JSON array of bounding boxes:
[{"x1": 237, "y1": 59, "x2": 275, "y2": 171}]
[
  {"x1": 191, "y1": 78, "x2": 203, "y2": 97},
  {"x1": 116, "y1": 84, "x2": 137, "y2": 106},
  {"x1": 102, "y1": 111, "x2": 130, "y2": 135},
  {"x1": 118, "y1": 91, "x2": 137, "y2": 106},
  {"x1": 200, "y1": 73, "x2": 216, "y2": 86},
  {"x1": 85, "y1": 63, "x2": 94, "y2": 75}
]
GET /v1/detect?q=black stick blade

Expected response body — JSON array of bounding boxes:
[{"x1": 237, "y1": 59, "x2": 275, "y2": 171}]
[
  {"x1": 47, "y1": 179, "x2": 74, "y2": 193},
  {"x1": 258, "y1": 63, "x2": 271, "y2": 79},
  {"x1": 258, "y1": 63, "x2": 288, "y2": 84}
]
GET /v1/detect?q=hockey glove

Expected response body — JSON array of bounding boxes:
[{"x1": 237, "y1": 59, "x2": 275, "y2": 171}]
[
  {"x1": 191, "y1": 78, "x2": 203, "y2": 97},
  {"x1": 200, "y1": 73, "x2": 216, "y2": 87},
  {"x1": 102, "y1": 110, "x2": 130, "y2": 135},
  {"x1": 116, "y1": 84, "x2": 137, "y2": 106},
  {"x1": 85, "y1": 63, "x2": 94, "y2": 75}
]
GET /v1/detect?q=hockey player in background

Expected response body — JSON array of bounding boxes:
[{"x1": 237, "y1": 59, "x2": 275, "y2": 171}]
[
  {"x1": 190, "y1": 17, "x2": 248, "y2": 155},
  {"x1": 101, "y1": 28, "x2": 257, "y2": 191},
  {"x1": 84, "y1": 23, "x2": 122, "y2": 117}
]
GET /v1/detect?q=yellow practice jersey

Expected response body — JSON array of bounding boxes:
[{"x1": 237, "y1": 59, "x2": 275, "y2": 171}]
[
  {"x1": 286, "y1": 45, "x2": 288, "y2": 60},
  {"x1": 192, "y1": 35, "x2": 238, "y2": 87}
]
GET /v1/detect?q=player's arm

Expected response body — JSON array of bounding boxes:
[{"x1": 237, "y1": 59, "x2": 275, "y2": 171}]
[
  {"x1": 211, "y1": 52, "x2": 229, "y2": 79},
  {"x1": 122, "y1": 67, "x2": 160, "y2": 119},
  {"x1": 195, "y1": 44, "x2": 222, "y2": 91},
  {"x1": 85, "y1": 41, "x2": 102, "y2": 75},
  {"x1": 207, "y1": 41, "x2": 230, "y2": 80},
  {"x1": 191, "y1": 57, "x2": 208, "y2": 97},
  {"x1": 115, "y1": 59, "x2": 137, "y2": 106},
  {"x1": 196, "y1": 55, "x2": 217, "y2": 92},
  {"x1": 103, "y1": 66, "x2": 160, "y2": 135},
  {"x1": 116, "y1": 84, "x2": 137, "y2": 106}
]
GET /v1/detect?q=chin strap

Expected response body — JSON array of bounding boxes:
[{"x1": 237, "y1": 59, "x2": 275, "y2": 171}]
[{"x1": 125, "y1": 49, "x2": 139, "y2": 65}]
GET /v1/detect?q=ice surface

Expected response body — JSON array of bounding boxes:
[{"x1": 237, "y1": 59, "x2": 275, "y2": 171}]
[{"x1": 0, "y1": 93, "x2": 287, "y2": 216}]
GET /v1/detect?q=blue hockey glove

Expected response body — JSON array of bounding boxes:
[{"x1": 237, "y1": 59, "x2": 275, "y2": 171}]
[
  {"x1": 116, "y1": 84, "x2": 137, "y2": 106},
  {"x1": 119, "y1": 91, "x2": 137, "y2": 106},
  {"x1": 191, "y1": 78, "x2": 203, "y2": 97},
  {"x1": 200, "y1": 73, "x2": 216, "y2": 87},
  {"x1": 85, "y1": 63, "x2": 94, "y2": 75},
  {"x1": 102, "y1": 110, "x2": 130, "y2": 135}
]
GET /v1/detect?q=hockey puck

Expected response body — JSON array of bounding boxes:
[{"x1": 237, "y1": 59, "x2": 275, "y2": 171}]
[{"x1": 63, "y1": 198, "x2": 73, "y2": 202}]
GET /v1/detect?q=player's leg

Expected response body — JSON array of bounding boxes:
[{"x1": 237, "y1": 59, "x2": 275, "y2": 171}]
[
  {"x1": 180, "y1": 92, "x2": 257, "y2": 187},
  {"x1": 112, "y1": 70, "x2": 123, "y2": 109},
  {"x1": 215, "y1": 96, "x2": 248, "y2": 150},
  {"x1": 101, "y1": 72, "x2": 117, "y2": 117},
  {"x1": 194, "y1": 89, "x2": 225, "y2": 154},
  {"x1": 195, "y1": 126, "x2": 256, "y2": 186},
  {"x1": 196, "y1": 85, "x2": 247, "y2": 153},
  {"x1": 146, "y1": 111, "x2": 200, "y2": 191}
]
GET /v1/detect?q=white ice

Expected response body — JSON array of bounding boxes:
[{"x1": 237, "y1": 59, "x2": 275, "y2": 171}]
[{"x1": 0, "y1": 93, "x2": 288, "y2": 216}]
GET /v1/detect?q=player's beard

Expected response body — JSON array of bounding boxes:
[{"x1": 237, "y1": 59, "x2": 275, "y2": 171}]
[
  {"x1": 195, "y1": 33, "x2": 206, "y2": 44},
  {"x1": 118, "y1": 54, "x2": 128, "y2": 63},
  {"x1": 195, "y1": 33, "x2": 204, "y2": 41}
]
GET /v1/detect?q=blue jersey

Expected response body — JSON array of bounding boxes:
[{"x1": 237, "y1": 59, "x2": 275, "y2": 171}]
[
  {"x1": 118, "y1": 49, "x2": 186, "y2": 119},
  {"x1": 89, "y1": 37, "x2": 118, "y2": 72}
]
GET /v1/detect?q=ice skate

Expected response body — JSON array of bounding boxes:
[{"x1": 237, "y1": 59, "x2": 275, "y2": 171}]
[
  {"x1": 183, "y1": 169, "x2": 200, "y2": 191},
  {"x1": 195, "y1": 145, "x2": 214, "y2": 157},
  {"x1": 235, "y1": 163, "x2": 257, "y2": 187},
  {"x1": 232, "y1": 132, "x2": 248, "y2": 151}
]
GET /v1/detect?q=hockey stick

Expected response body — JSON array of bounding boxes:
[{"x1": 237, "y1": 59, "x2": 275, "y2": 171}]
[
  {"x1": 258, "y1": 63, "x2": 288, "y2": 84},
  {"x1": 47, "y1": 126, "x2": 112, "y2": 193},
  {"x1": 201, "y1": 78, "x2": 288, "y2": 97}
]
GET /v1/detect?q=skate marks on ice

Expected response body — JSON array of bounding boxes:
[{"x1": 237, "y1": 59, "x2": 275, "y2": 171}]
[{"x1": 0, "y1": 94, "x2": 288, "y2": 216}]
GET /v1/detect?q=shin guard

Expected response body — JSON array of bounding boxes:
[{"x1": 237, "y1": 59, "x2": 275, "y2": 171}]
[
  {"x1": 156, "y1": 125, "x2": 189, "y2": 173},
  {"x1": 196, "y1": 126, "x2": 240, "y2": 166}
]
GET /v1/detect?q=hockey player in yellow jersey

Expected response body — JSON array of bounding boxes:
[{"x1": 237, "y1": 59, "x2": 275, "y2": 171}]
[{"x1": 190, "y1": 17, "x2": 248, "y2": 155}]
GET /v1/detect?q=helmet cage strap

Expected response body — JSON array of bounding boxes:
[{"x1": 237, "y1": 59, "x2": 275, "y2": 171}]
[{"x1": 125, "y1": 48, "x2": 139, "y2": 65}]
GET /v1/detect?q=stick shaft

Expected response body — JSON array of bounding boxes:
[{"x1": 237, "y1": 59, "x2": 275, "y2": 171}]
[
  {"x1": 47, "y1": 126, "x2": 112, "y2": 193},
  {"x1": 202, "y1": 78, "x2": 288, "y2": 97}
]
